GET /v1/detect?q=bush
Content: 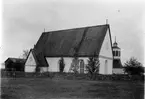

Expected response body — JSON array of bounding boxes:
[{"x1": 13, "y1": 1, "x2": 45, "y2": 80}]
[{"x1": 124, "y1": 57, "x2": 144, "y2": 75}]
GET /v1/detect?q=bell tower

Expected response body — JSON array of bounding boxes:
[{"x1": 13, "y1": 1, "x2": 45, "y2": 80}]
[
  {"x1": 112, "y1": 37, "x2": 121, "y2": 59},
  {"x1": 112, "y1": 37, "x2": 123, "y2": 74}
]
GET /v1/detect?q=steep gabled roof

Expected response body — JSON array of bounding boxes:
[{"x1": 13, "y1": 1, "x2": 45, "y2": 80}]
[
  {"x1": 34, "y1": 24, "x2": 109, "y2": 57},
  {"x1": 26, "y1": 49, "x2": 48, "y2": 67},
  {"x1": 32, "y1": 24, "x2": 110, "y2": 67}
]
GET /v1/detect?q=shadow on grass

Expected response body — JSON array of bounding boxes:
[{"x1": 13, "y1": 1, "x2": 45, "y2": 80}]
[{"x1": 1, "y1": 94, "x2": 19, "y2": 99}]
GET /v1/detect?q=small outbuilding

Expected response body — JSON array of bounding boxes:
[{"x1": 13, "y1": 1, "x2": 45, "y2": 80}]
[{"x1": 5, "y1": 58, "x2": 25, "y2": 72}]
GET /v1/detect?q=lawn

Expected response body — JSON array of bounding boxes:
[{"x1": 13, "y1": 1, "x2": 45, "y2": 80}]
[{"x1": 1, "y1": 77, "x2": 144, "y2": 99}]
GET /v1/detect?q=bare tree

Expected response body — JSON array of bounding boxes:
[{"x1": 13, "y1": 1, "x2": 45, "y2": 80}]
[{"x1": 22, "y1": 49, "x2": 29, "y2": 59}]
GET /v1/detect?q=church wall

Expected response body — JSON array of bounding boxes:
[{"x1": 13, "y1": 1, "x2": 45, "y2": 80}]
[
  {"x1": 99, "y1": 28, "x2": 113, "y2": 74},
  {"x1": 99, "y1": 57, "x2": 113, "y2": 74},
  {"x1": 25, "y1": 51, "x2": 37, "y2": 72},
  {"x1": 25, "y1": 66, "x2": 36, "y2": 72},
  {"x1": 46, "y1": 58, "x2": 60, "y2": 72},
  {"x1": 46, "y1": 57, "x2": 110, "y2": 74},
  {"x1": 46, "y1": 57, "x2": 89, "y2": 73}
]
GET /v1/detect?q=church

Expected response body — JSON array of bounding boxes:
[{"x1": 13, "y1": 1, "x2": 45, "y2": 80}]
[{"x1": 24, "y1": 24, "x2": 115, "y2": 74}]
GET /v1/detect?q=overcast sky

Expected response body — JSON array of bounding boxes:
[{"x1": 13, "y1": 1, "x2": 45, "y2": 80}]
[{"x1": 1, "y1": 0, "x2": 145, "y2": 67}]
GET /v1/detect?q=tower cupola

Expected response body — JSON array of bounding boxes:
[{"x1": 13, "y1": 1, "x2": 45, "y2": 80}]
[{"x1": 112, "y1": 37, "x2": 121, "y2": 59}]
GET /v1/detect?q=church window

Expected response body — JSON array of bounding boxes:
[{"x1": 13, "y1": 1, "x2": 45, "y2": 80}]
[
  {"x1": 113, "y1": 51, "x2": 115, "y2": 56},
  {"x1": 80, "y1": 59, "x2": 84, "y2": 74},
  {"x1": 116, "y1": 51, "x2": 118, "y2": 56}
]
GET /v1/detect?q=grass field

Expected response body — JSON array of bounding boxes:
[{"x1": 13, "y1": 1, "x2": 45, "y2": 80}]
[{"x1": 1, "y1": 77, "x2": 144, "y2": 99}]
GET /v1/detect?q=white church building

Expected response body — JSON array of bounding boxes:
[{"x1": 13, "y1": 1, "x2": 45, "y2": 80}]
[{"x1": 25, "y1": 24, "x2": 114, "y2": 74}]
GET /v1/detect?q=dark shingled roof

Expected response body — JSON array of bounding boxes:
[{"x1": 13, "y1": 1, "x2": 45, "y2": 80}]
[
  {"x1": 5, "y1": 58, "x2": 25, "y2": 63},
  {"x1": 33, "y1": 24, "x2": 110, "y2": 67},
  {"x1": 27, "y1": 49, "x2": 48, "y2": 67}
]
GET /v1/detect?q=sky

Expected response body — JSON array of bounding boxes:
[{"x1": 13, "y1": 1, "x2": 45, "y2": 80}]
[{"x1": 0, "y1": 0, "x2": 145, "y2": 68}]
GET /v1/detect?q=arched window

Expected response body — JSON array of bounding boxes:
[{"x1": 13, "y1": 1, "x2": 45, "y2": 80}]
[
  {"x1": 105, "y1": 60, "x2": 108, "y2": 74},
  {"x1": 80, "y1": 59, "x2": 84, "y2": 74},
  {"x1": 113, "y1": 51, "x2": 115, "y2": 56}
]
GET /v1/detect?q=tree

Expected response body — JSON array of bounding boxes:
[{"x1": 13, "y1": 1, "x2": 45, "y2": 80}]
[
  {"x1": 86, "y1": 57, "x2": 100, "y2": 80},
  {"x1": 68, "y1": 57, "x2": 80, "y2": 74},
  {"x1": 22, "y1": 50, "x2": 29, "y2": 59},
  {"x1": 124, "y1": 57, "x2": 144, "y2": 75},
  {"x1": 59, "y1": 57, "x2": 65, "y2": 73},
  {"x1": 71, "y1": 57, "x2": 80, "y2": 74}
]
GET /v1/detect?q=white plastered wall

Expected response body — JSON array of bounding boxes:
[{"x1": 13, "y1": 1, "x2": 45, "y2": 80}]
[
  {"x1": 99, "y1": 29, "x2": 113, "y2": 74},
  {"x1": 25, "y1": 51, "x2": 36, "y2": 72},
  {"x1": 46, "y1": 57, "x2": 89, "y2": 73},
  {"x1": 46, "y1": 58, "x2": 60, "y2": 72},
  {"x1": 46, "y1": 56, "x2": 113, "y2": 74}
]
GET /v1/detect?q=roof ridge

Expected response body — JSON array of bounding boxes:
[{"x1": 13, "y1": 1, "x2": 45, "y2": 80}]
[{"x1": 42, "y1": 24, "x2": 109, "y2": 33}]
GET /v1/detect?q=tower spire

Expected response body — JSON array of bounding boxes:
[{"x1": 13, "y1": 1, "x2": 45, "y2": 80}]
[
  {"x1": 106, "y1": 19, "x2": 108, "y2": 24},
  {"x1": 113, "y1": 36, "x2": 118, "y2": 47},
  {"x1": 44, "y1": 28, "x2": 45, "y2": 32}
]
